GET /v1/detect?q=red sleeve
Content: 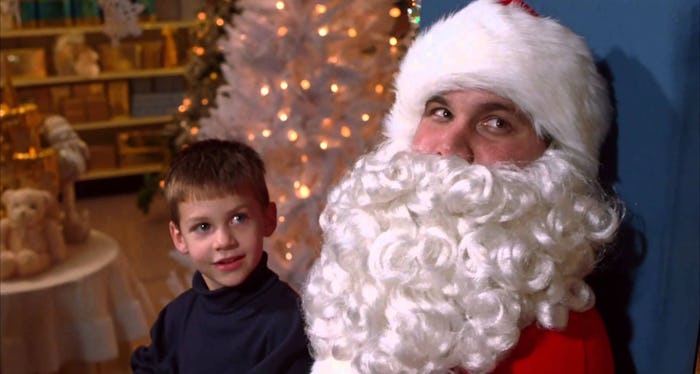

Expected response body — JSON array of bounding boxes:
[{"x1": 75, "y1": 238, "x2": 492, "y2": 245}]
[{"x1": 491, "y1": 308, "x2": 614, "y2": 374}]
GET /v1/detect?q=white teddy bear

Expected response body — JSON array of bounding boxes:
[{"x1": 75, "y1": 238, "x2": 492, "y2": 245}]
[{"x1": 1, "y1": 188, "x2": 67, "y2": 280}]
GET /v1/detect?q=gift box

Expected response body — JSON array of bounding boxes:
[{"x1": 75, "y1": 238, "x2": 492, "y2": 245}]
[
  {"x1": 116, "y1": 130, "x2": 166, "y2": 167},
  {"x1": 60, "y1": 96, "x2": 86, "y2": 123},
  {"x1": 99, "y1": 43, "x2": 143, "y2": 72},
  {"x1": 131, "y1": 92, "x2": 183, "y2": 117},
  {"x1": 141, "y1": 40, "x2": 163, "y2": 69},
  {"x1": 1, "y1": 48, "x2": 47, "y2": 80},
  {"x1": 107, "y1": 81, "x2": 130, "y2": 117},
  {"x1": 87, "y1": 144, "x2": 117, "y2": 170},
  {"x1": 85, "y1": 95, "x2": 110, "y2": 121}
]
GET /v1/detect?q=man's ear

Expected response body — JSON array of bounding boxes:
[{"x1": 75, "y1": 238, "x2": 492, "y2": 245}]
[
  {"x1": 169, "y1": 221, "x2": 188, "y2": 254},
  {"x1": 263, "y1": 202, "x2": 277, "y2": 237}
]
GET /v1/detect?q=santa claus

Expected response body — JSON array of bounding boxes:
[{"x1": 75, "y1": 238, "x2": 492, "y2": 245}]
[{"x1": 302, "y1": 0, "x2": 622, "y2": 373}]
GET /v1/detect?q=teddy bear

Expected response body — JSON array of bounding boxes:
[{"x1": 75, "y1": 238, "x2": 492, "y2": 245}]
[
  {"x1": 1, "y1": 188, "x2": 67, "y2": 280},
  {"x1": 53, "y1": 32, "x2": 100, "y2": 78}
]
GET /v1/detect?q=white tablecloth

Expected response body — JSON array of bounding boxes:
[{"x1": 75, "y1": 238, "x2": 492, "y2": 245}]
[{"x1": 1, "y1": 230, "x2": 153, "y2": 374}]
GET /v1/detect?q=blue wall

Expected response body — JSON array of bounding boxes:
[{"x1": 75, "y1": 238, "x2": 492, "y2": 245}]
[{"x1": 422, "y1": 1, "x2": 700, "y2": 373}]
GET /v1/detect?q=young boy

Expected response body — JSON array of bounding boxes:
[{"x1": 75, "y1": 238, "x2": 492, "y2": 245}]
[{"x1": 131, "y1": 139, "x2": 312, "y2": 374}]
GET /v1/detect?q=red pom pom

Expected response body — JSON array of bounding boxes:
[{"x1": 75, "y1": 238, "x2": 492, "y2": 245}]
[{"x1": 499, "y1": 0, "x2": 539, "y2": 16}]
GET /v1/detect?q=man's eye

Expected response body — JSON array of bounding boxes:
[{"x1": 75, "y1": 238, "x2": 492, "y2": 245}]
[
  {"x1": 480, "y1": 117, "x2": 510, "y2": 132},
  {"x1": 431, "y1": 107, "x2": 452, "y2": 119}
]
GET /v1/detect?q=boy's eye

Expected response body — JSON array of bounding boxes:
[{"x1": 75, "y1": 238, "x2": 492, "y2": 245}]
[
  {"x1": 194, "y1": 223, "x2": 211, "y2": 232},
  {"x1": 231, "y1": 214, "x2": 248, "y2": 224}
]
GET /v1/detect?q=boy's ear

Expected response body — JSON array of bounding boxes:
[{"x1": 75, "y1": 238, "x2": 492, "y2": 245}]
[
  {"x1": 169, "y1": 221, "x2": 189, "y2": 254},
  {"x1": 263, "y1": 202, "x2": 277, "y2": 237}
]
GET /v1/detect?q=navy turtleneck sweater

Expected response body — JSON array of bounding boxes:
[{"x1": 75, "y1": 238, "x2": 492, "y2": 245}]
[{"x1": 131, "y1": 253, "x2": 312, "y2": 373}]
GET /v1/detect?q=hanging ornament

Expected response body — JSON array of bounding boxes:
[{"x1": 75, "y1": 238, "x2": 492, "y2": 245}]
[
  {"x1": 408, "y1": 0, "x2": 421, "y2": 25},
  {"x1": 97, "y1": 0, "x2": 145, "y2": 45}
]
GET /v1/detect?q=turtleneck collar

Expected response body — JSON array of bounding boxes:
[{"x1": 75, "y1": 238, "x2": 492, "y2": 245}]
[{"x1": 191, "y1": 252, "x2": 278, "y2": 315}]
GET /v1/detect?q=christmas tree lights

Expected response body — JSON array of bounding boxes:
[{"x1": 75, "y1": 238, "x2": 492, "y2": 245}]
[{"x1": 196, "y1": 0, "x2": 417, "y2": 289}]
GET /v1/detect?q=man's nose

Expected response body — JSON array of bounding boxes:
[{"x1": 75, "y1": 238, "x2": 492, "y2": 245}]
[{"x1": 423, "y1": 125, "x2": 474, "y2": 163}]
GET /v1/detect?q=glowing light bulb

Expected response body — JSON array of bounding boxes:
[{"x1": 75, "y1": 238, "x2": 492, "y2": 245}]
[
  {"x1": 294, "y1": 181, "x2": 301, "y2": 188},
  {"x1": 297, "y1": 185, "x2": 311, "y2": 199},
  {"x1": 247, "y1": 133, "x2": 255, "y2": 141},
  {"x1": 262, "y1": 129, "x2": 271, "y2": 137},
  {"x1": 279, "y1": 195, "x2": 287, "y2": 203},
  {"x1": 286, "y1": 242, "x2": 293, "y2": 249},
  {"x1": 260, "y1": 84, "x2": 270, "y2": 96},
  {"x1": 300, "y1": 154, "x2": 308, "y2": 163},
  {"x1": 178, "y1": 105, "x2": 186, "y2": 112},
  {"x1": 389, "y1": 36, "x2": 398, "y2": 46},
  {"x1": 389, "y1": 7, "x2": 401, "y2": 17},
  {"x1": 216, "y1": 18, "x2": 224, "y2": 26},
  {"x1": 375, "y1": 84, "x2": 384, "y2": 94},
  {"x1": 285, "y1": 252, "x2": 293, "y2": 261},
  {"x1": 319, "y1": 141, "x2": 328, "y2": 150},
  {"x1": 190, "y1": 127, "x2": 199, "y2": 135},
  {"x1": 300, "y1": 80, "x2": 311, "y2": 90},
  {"x1": 327, "y1": 56, "x2": 338, "y2": 63},
  {"x1": 361, "y1": 113, "x2": 370, "y2": 122},
  {"x1": 330, "y1": 83, "x2": 339, "y2": 93},
  {"x1": 322, "y1": 118, "x2": 332, "y2": 127},
  {"x1": 277, "y1": 26, "x2": 288, "y2": 36},
  {"x1": 194, "y1": 46, "x2": 204, "y2": 55},
  {"x1": 201, "y1": 98, "x2": 209, "y2": 105},
  {"x1": 287, "y1": 129, "x2": 299, "y2": 142},
  {"x1": 183, "y1": 98, "x2": 192, "y2": 106},
  {"x1": 318, "y1": 26, "x2": 329, "y2": 37},
  {"x1": 278, "y1": 110, "x2": 288, "y2": 121},
  {"x1": 280, "y1": 80, "x2": 288, "y2": 90},
  {"x1": 209, "y1": 72, "x2": 218, "y2": 80},
  {"x1": 275, "y1": 1, "x2": 285, "y2": 10},
  {"x1": 347, "y1": 28, "x2": 357, "y2": 38},
  {"x1": 158, "y1": 179, "x2": 165, "y2": 188},
  {"x1": 340, "y1": 126, "x2": 351, "y2": 137},
  {"x1": 279, "y1": 216, "x2": 286, "y2": 223},
  {"x1": 315, "y1": 4, "x2": 327, "y2": 14},
  {"x1": 197, "y1": 12, "x2": 206, "y2": 21}
]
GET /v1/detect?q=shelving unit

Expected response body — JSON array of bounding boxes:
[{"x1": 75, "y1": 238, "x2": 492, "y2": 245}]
[{"x1": 1, "y1": 18, "x2": 192, "y2": 183}]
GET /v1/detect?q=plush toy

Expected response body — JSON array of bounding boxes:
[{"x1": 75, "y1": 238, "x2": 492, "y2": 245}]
[
  {"x1": 0, "y1": 188, "x2": 67, "y2": 280},
  {"x1": 53, "y1": 32, "x2": 100, "y2": 78},
  {"x1": 42, "y1": 115, "x2": 91, "y2": 244}
]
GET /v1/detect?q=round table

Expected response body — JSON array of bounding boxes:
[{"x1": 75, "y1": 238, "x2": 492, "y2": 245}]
[{"x1": 1, "y1": 230, "x2": 153, "y2": 374}]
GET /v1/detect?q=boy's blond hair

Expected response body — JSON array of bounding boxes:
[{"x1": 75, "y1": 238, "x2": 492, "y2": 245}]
[{"x1": 164, "y1": 139, "x2": 269, "y2": 225}]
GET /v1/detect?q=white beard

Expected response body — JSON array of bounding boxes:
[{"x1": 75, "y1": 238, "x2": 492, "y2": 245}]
[{"x1": 302, "y1": 141, "x2": 620, "y2": 374}]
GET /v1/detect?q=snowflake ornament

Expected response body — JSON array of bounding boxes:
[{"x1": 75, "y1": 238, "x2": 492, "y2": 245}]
[{"x1": 98, "y1": 0, "x2": 145, "y2": 45}]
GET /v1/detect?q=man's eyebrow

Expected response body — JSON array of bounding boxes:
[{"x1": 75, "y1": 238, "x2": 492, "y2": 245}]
[
  {"x1": 478, "y1": 101, "x2": 518, "y2": 113},
  {"x1": 424, "y1": 95, "x2": 449, "y2": 107}
]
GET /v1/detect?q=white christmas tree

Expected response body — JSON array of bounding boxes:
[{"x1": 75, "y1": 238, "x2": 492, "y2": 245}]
[{"x1": 197, "y1": 0, "x2": 417, "y2": 290}]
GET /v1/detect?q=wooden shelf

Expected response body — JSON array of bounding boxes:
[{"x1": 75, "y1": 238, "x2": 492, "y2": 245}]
[
  {"x1": 79, "y1": 163, "x2": 164, "y2": 181},
  {"x1": 0, "y1": 20, "x2": 193, "y2": 39},
  {"x1": 0, "y1": 67, "x2": 185, "y2": 88},
  {"x1": 72, "y1": 115, "x2": 174, "y2": 131}
]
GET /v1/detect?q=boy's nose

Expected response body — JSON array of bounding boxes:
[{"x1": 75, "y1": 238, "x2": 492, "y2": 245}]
[{"x1": 214, "y1": 229, "x2": 237, "y2": 251}]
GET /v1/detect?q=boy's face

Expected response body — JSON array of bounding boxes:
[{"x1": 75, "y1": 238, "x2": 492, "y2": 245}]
[{"x1": 169, "y1": 188, "x2": 277, "y2": 290}]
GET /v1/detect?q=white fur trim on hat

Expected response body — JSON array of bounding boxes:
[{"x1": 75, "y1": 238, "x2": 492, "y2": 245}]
[{"x1": 385, "y1": 0, "x2": 611, "y2": 178}]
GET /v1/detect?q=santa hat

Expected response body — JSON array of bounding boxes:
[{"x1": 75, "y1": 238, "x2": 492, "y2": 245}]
[{"x1": 384, "y1": 0, "x2": 611, "y2": 178}]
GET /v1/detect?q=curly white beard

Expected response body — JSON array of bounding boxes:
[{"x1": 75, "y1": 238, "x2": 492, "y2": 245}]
[{"x1": 302, "y1": 141, "x2": 620, "y2": 374}]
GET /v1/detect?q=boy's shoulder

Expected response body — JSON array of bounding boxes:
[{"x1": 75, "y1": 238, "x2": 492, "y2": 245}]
[{"x1": 157, "y1": 287, "x2": 198, "y2": 322}]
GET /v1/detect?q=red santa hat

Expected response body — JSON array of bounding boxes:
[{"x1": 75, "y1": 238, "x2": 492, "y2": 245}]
[{"x1": 384, "y1": 0, "x2": 611, "y2": 178}]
